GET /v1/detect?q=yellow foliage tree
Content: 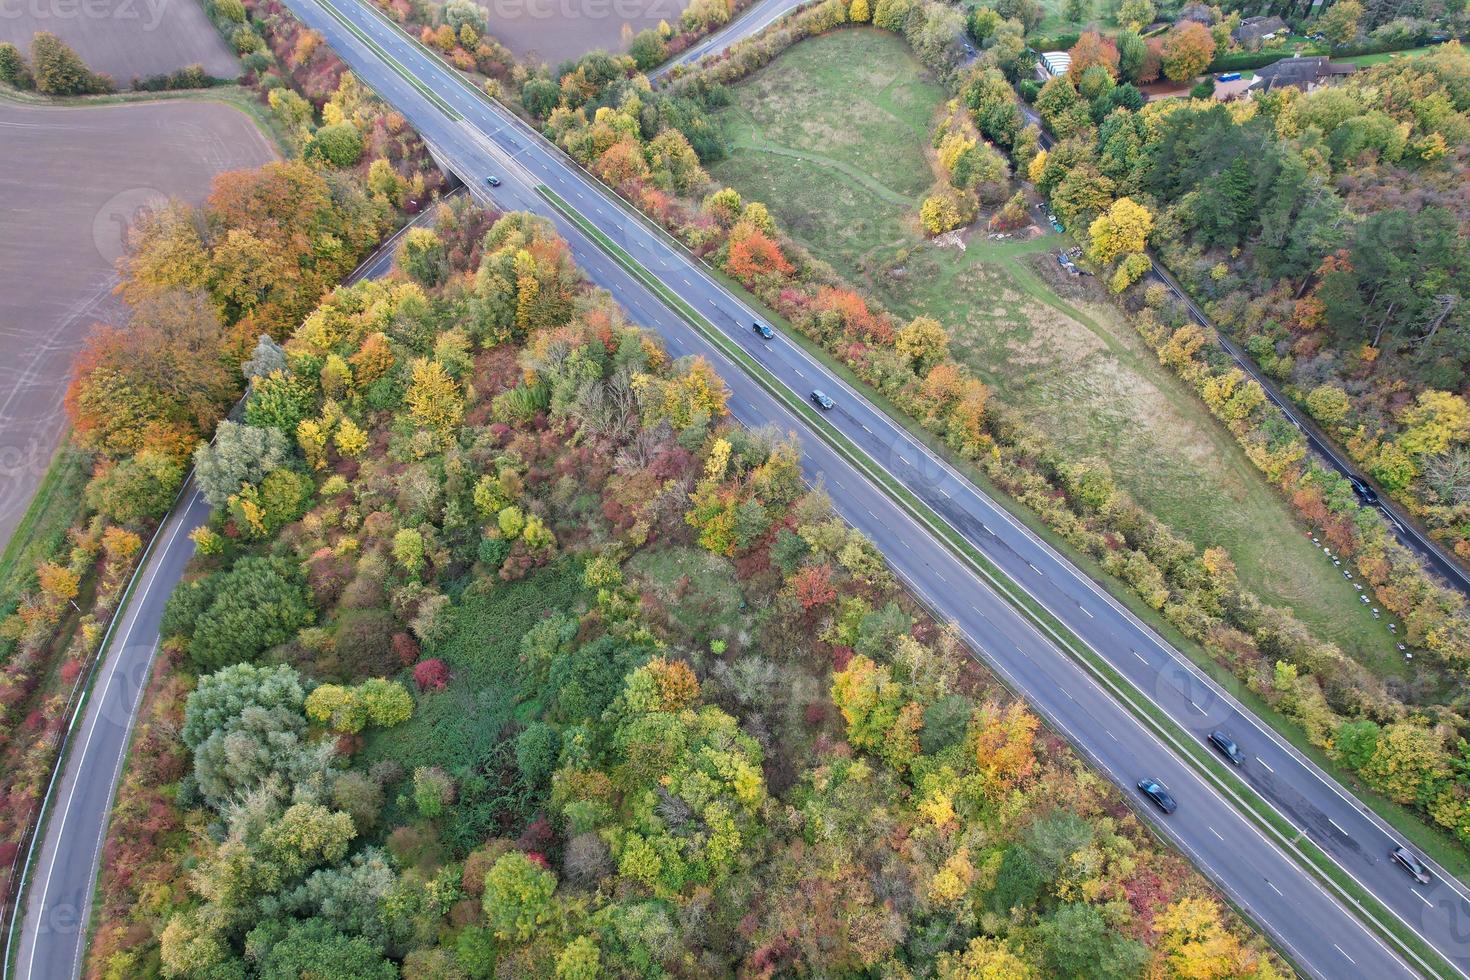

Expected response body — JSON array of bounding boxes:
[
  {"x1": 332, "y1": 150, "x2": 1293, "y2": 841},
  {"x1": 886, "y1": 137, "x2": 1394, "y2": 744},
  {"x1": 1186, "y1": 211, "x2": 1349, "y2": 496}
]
[
  {"x1": 896, "y1": 316, "x2": 951, "y2": 374},
  {"x1": 1154, "y1": 896, "x2": 1259, "y2": 980},
  {"x1": 928, "y1": 847, "x2": 975, "y2": 906},
  {"x1": 937, "y1": 937, "x2": 1037, "y2": 979},
  {"x1": 296, "y1": 418, "x2": 329, "y2": 471},
  {"x1": 920, "y1": 192, "x2": 964, "y2": 235},
  {"x1": 1109, "y1": 252, "x2": 1151, "y2": 293},
  {"x1": 972, "y1": 701, "x2": 1039, "y2": 795},
  {"x1": 1027, "y1": 149, "x2": 1049, "y2": 184},
  {"x1": 1088, "y1": 197, "x2": 1154, "y2": 264},
  {"x1": 335, "y1": 417, "x2": 368, "y2": 457},
  {"x1": 1398, "y1": 389, "x2": 1470, "y2": 457},
  {"x1": 405, "y1": 356, "x2": 464, "y2": 434},
  {"x1": 850, "y1": 0, "x2": 871, "y2": 19},
  {"x1": 37, "y1": 563, "x2": 80, "y2": 604}
]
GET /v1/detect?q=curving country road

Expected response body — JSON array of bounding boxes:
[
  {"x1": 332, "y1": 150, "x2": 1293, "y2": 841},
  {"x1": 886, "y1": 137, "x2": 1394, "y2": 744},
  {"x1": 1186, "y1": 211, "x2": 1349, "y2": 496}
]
[
  {"x1": 649, "y1": 0, "x2": 810, "y2": 81},
  {"x1": 4, "y1": 204, "x2": 444, "y2": 980},
  {"x1": 12, "y1": 3, "x2": 1470, "y2": 978}
]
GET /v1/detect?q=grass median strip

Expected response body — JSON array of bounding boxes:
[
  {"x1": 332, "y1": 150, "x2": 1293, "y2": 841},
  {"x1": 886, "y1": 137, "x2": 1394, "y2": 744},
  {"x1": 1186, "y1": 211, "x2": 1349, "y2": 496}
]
[{"x1": 538, "y1": 181, "x2": 1459, "y2": 980}]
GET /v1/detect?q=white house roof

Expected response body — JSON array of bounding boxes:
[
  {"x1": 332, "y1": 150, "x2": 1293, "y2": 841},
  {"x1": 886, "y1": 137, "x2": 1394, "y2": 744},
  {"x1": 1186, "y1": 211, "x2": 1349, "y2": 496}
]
[{"x1": 1041, "y1": 51, "x2": 1072, "y2": 76}]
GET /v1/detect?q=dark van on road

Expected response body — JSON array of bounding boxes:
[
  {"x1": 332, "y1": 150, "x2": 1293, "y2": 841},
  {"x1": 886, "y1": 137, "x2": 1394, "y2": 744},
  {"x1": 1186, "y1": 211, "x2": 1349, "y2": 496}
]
[
  {"x1": 1137, "y1": 778, "x2": 1177, "y2": 814},
  {"x1": 1392, "y1": 846, "x2": 1432, "y2": 884},
  {"x1": 1209, "y1": 731, "x2": 1245, "y2": 766}
]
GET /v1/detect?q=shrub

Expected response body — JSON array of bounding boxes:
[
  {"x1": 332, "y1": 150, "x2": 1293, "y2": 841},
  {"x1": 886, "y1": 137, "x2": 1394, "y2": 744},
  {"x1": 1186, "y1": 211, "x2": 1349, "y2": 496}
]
[
  {"x1": 0, "y1": 42, "x2": 32, "y2": 88},
  {"x1": 84, "y1": 451, "x2": 183, "y2": 525},
  {"x1": 30, "y1": 32, "x2": 111, "y2": 95},
  {"x1": 515, "y1": 722, "x2": 560, "y2": 785},
  {"x1": 334, "y1": 609, "x2": 400, "y2": 679},
  {"x1": 310, "y1": 122, "x2": 365, "y2": 167},
  {"x1": 481, "y1": 852, "x2": 556, "y2": 942},
  {"x1": 413, "y1": 657, "x2": 449, "y2": 690},
  {"x1": 186, "y1": 557, "x2": 313, "y2": 670}
]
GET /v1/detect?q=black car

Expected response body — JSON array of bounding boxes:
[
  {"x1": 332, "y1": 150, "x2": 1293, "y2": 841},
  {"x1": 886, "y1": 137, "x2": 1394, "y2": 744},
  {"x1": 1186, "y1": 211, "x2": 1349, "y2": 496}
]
[
  {"x1": 1209, "y1": 731, "x2": 1244, "y2": 765},
  {"x1": 753, "y1": 321, "x2": 774, "y2": 340},
  {"x1": 810, "y1": 390, "x2": 835, "y2": 410},
  {"x1": 1391, "y1": 846, "x2": 1432, "y2": 884},
  {"x1": 1137, "y1": 778, "x2": 1177, "y2": 814},
  {"x1": 1350, "y1": 477, "x2": 1379, "y2": 505},
  {"x1": 485, "y1": 175, "x2": 502, "y2": 187}
]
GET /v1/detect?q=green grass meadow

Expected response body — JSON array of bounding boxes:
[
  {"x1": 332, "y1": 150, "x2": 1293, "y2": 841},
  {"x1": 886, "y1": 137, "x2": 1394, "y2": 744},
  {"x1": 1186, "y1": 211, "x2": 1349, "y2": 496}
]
[{"x1": 708, "y1": 27, "x2": 1406, "y2": 681}]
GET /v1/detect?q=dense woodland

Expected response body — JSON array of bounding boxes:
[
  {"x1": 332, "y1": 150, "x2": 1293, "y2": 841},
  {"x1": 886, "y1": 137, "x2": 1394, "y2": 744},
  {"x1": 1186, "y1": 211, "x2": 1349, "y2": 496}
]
[
  {"x1": 0, "y1": 0, "x2": 441, "y2": 935},
  {"x1": 407, "y1": 4, "x2": 1470, "y2": 855},
  {"x1": 1024, "y1": 35, "x2": 1470, "y2": 561},
  {"x1": 0, "y1": 0, "x2": 1462, "y2": 973},
  {"x1": 86, "y1": 194, "x2": 1282, "y2": 979}
]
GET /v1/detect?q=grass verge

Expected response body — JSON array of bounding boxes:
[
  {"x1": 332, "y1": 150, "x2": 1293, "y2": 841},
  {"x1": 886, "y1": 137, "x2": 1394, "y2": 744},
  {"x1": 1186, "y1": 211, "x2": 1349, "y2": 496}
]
[
  {"x1": 0, "y1": 445, "x2": 87, "y2": 625},
  {"x1": 540, "y1": 181, "x2": 1461, "y2": 980}
]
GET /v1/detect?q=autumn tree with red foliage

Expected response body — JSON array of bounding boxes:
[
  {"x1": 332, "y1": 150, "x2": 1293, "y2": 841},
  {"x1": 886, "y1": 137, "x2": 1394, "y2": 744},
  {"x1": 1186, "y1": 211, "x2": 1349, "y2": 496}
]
[
  {"x1": 726, "y1": 223, "x2": 794, "y2": 285},
  {"x1": 793, "y1": 563, "x2": 838, "y2": 610},
  {"x1": 413, "y1": 658, "x2": 450, "y2": 691},
  {"x1": 1068, "y1": 31, "x2": 1120, "y2": 80}
]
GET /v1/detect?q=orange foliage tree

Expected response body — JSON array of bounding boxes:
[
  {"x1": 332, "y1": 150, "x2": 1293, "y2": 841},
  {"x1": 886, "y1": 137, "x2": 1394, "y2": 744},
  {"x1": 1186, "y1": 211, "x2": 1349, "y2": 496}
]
[{"x1": 726, "y1": 225, "x2": 794, "y2": 285}]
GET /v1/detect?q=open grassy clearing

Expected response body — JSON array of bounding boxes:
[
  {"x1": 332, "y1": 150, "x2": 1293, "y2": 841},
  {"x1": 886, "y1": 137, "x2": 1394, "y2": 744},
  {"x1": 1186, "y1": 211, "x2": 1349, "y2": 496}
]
[
  {"x1": 708, "y1": 27, "x2": 1408, "y2": 683},
  {"x1": 1030, "y1": 0, "x2": 1119, "y2": 38},
  {"x1": 627, "y1": 545, "x2": 754, "y2": 653},
  {"x1": 362, "y1": 558, "x2": 589, "y2": 776},
  {"x1": 1334, "y1": 44, "x2": 1439, "y2": 66},
  {"x1": 0, "y1": 446, "x2": 87, "y2": 616}
]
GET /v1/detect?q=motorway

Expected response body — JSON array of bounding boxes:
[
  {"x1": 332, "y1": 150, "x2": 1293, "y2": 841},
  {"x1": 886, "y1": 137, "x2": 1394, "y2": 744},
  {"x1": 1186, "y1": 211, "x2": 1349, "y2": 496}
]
[{"x1": 10, "y1": 4, "x2": 1470, "y2": 979}]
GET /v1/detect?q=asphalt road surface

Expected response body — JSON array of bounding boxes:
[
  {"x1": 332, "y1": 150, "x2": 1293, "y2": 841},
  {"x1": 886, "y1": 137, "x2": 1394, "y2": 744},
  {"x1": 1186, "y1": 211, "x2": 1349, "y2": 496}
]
[
  {"x1": 14, "y1": 4, "x2": 1470, "y2": 978},
  {"x1": 6, "y1": 200, "x2": 440, "y2": 980},
  {"x1": 11, "y1": 485, "x2": 210, "y2": 980},
  {"x1": 649, "y1": 0, "x2": 809, "y2": 80}
]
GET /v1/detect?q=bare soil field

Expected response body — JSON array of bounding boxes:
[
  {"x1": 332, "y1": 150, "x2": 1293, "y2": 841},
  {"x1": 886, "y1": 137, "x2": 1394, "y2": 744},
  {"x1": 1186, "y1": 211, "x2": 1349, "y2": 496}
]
[
  {"x1": 0, "y1": 0, "x2": 240, "y2": 87},
  {"x1": 471, "y1": 0, "x2": 690, "y2": 64},
  {"x1": 0, "y1": 97, "x2": 276, "y2": 547}
]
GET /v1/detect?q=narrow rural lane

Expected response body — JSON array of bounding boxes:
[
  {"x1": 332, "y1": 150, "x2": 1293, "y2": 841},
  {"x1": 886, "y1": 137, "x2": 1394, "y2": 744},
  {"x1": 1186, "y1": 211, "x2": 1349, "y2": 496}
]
[
  {"x1": 7, "y1": 204, "x2": 443, "y2": 980},
  {"x1": 650, "y1": 0, "x2": 809, "y2": 80}
]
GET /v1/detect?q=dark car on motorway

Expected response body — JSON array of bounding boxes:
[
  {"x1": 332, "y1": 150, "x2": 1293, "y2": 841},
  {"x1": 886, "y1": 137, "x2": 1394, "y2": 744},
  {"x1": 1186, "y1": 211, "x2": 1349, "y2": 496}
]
[
  {"x1": 810, "y1": 390, "x2": 835, "y2": 410},
  {"x1": 1209, "y1": 731, "x2": 1244, "y2": 765},
  {"x1": 1137, "y1": 778, "x2": 1177, "y2": 814},
  {"x1": 485, "y1": 175, "x2": 501, "y2": 187},
  {"x1": 753, "y1": 321, "x2": 774, "y2": 340},
  {"x1": 1350, "y1": 477, "x2": 1379, "y2": 505},
  {"x1": 1392, "y1": 846, "x2": 1432, "y2": 884}
]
